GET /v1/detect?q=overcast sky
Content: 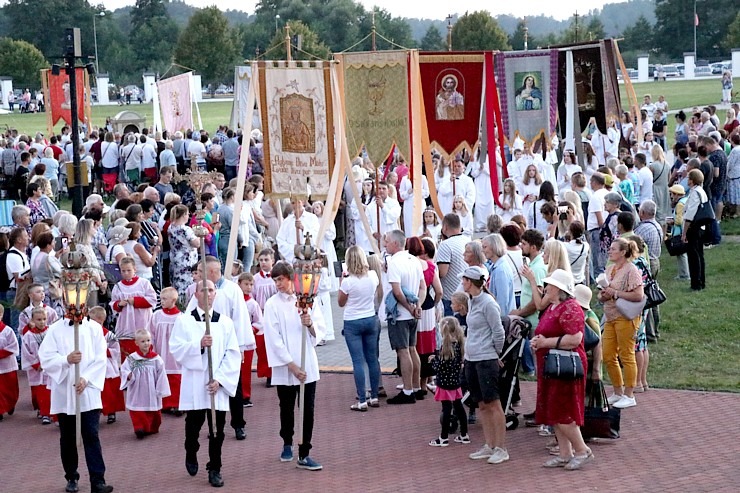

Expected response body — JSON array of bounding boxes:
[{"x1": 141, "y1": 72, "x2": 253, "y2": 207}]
[{"x1": 99, "y1": 0, "x2": 618, "y2": 21}]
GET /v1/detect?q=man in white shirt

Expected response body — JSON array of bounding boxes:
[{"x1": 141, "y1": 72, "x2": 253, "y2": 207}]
[
  {"x1": 438, "y1": 157, "x2": 476, "y2": 215},
  {"x1": 38, "y1": 315, "x2": 113, "y2": 493},
  {"x1": 139, "y1": 134, "x2": 158, "y2": 182},
  {"x1": 120, "y1": 133, "x2": 142, "y2": 183},
  {"x1": 277, "y1": 197, "x2": 320, "y2": 263},
  {"x1": 262, "y1": 262, "x2": 326, "y2": 470},
  {"x1": 170, "y1": 280, "x2": 241, "y2": 487},
  {"x1": 186, "y1": 256, "x2": 253, "y2": 441},
  {"x1": 641, "y1": 94, "x2": 656, "y2": 121},
  {"x1": 587, "y1": 173, "x2": 608, "y2": 278},
  {"x1": 384, "y1": 229, "x2": 426, "y2": 405},
  {"x1": 635, "y1": 153, "x2": 653, "y2": 206},
  {"x1": 5, "y1": 227, "x2": 30, "y2": 332}
]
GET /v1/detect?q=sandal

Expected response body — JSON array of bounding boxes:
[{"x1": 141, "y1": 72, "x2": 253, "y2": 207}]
[
  {"x1": 429, "y1": 437, "x2": 449, "y2": 447},
  {"x1": 350, "y1": 402, "x2": 368, "y2": 412}
]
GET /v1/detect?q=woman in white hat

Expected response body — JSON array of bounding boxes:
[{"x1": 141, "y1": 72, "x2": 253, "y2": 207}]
[
  {"x1": 105, "y1": 224, "x2": 131, "y2": 265},
  {"x1": 529, "y1": 269, "x2": 593, "y2": 470}
]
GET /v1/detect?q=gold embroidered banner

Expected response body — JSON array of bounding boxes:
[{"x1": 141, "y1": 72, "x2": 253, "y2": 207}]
[
  {"x1": 258, "y1": 61, "x2": 334, "y2": 199},
  {"x1": 335, "y1": 51, "x2": 410, "y2": 165}
]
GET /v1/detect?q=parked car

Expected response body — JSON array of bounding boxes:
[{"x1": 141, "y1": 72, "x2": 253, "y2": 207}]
[
  {"x1": 676, "y1": 64, "x2": 685, "y2": 76},
  {"x1": 710, "y1": 62, "x2": 728, "y2": 74},
  {"x1": 663, "y1": 65, "x2": 680, "y2": 78},
  {"x1": 694, "y1": 66, "x2": 712, "y2": 77}
]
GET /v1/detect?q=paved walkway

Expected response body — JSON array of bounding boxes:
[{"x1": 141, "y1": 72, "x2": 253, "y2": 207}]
[{"x1": 3, "y1": 372, "x2": 738, "y2": 492}]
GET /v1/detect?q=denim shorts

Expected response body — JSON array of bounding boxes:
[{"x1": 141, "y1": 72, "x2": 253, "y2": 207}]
[{"x1": 387, "y1": 319, "x2": 417, "y2": 350}]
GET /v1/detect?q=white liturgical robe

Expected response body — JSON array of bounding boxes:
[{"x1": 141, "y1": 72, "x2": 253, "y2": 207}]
[
  {"x1": 169, "y1": 309, "x2": 241, "y2": 411},
  {"x1": 38, "y1": 318, "x2": 107, "y2": 415},
  {"x1": 186, "y1": 277, "x2": 254, "y2": 351},
  {"x1": 276, "y1": 210, "x2": 320, "y2": 263},
  {"x1": 437, "y1": 173, "x2": 476, "y2": 216}
]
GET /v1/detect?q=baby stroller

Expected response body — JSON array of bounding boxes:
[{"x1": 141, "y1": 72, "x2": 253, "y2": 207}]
[{"x1": 498, "y1": 315, "x2": 532, "y2": 430}]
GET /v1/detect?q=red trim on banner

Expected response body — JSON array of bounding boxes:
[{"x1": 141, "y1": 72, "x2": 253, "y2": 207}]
[{"x1": 484, "y1": 52, "x2": 504, "y2": 208}]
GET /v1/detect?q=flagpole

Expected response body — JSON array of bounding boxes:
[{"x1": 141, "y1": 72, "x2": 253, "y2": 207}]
[{"x1": 693, "y1": 1, "x2": 697, "y2": 60}]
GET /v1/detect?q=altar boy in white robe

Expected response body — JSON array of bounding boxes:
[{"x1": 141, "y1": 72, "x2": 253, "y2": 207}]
[
  {"x1": 437, "y1": 157, "x2": 476, "y2": 216},
  {"x1": 171, "y1": 280, "x2": 241, "y2": 488},
  {"x1": 367, "y1": 181, "x2": 401, "y2": 245},
  {"x1": 38, "y1": 314, "x2": 113, "y2": 493},
  {"x1": 263, "y1": 262, "x2": 326, "y2": 471}
]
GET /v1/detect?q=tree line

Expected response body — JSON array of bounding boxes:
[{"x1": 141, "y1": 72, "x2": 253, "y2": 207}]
[{"x1": 0, "y1": 0, "x2": 737, "y2": 92}]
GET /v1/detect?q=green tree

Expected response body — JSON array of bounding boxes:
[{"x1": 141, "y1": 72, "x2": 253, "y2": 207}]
[
  {"x1": 129, "y1": 0, "x2": 179, "y2": 73},
  {"x1": 265, "y1": 20, "x2": 331, "y2": 60},
  {"x1": 722, "y1": 12, "x2": 740, "y2": 51},
  {"x1": 174, "y1": 7, "x2": 243, "y2": 94},
  {"x1": 654, "y1": 0, "x2": 736, "y2": 59},
  {"x1": 620, "y1": 15, "x2": 654, "y2": 53},
  {"x1": 560, "y1": 14, "x2": 604, "y2": 44},
  {"x1": 509, "y1": 20, "x2": 537, "y2": 51},
  {"x1": 585, "y1": 17, "x2": 606, "y2": 41},
  {"x1": 451, "y1": 11, "x2": 510, "y2": 51},
  {"x1": 356, "y1": 8, "x2": 416, "y2": 51},
  {"x1": 420, "y1": 25, "x2": 446, "y2": 51},
  {"x1": 0, "y1": 37, "x2": 47, "y2": 88}
]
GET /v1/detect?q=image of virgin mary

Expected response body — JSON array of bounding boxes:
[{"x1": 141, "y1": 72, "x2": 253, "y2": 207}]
[{"x1": 515, "y1": 74, "x2": 542, "y2": 111}]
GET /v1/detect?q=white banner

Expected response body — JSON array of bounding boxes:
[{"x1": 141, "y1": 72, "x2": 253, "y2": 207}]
[{"x1": 156, "y1": 73, "x2": 193, "y2": 133}]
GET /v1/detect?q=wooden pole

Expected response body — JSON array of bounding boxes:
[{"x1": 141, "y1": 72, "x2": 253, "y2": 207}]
[
  {"x1": 200, "y1": 235, "x2": 217, "y2": 435},
  {"x1": 296, "y1": 318, "x2": 307, "y2": 446},
  {"x1": 375, "y1": 171, "x2": 380, "y2": 240},
  {"x1": 285, "y1": 25, "x2": 292, "y2": 62}
]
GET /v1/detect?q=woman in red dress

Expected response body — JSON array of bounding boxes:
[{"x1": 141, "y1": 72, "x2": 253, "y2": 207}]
[{"x1": 529, "y1": 269, "x2": 593, "y2": 470}]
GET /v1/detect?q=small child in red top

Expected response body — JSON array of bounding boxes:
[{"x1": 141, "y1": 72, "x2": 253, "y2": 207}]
[
  {"x1": 20, "y1": 307, "x2": 52, "y2": 424},
  {"x1": 18, "y1": 283, "x2": 58, "y2": 332},
  {"x1": 0, "y1": 305, "x2": 20, "y2": 421},
  {"x1": 238, "y1": 272, "x2": 265, "y2": 406},
  {"x1": 110, "y1": 257, "x2": 157, "y2": 362},
  {"x1": 148, "y1": 287, "x2": 182, "y2": 414},
  {"x1": 120, "y1": 328, "x2": 170, "y2": 439},
  {"x1": 89, "y1": 306, "x2": 125, "y2": 424}
]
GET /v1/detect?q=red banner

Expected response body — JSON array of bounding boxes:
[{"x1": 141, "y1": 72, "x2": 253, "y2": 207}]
[
  {"x1": 48, "y1": 68, "x2": 86, "y2": 127},
  {"x1": 419, "y1": 52, "x2": 484, "y2": 160}
]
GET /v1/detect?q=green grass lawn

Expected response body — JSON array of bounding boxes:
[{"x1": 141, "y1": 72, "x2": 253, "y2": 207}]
[
  {"x1": 0, "y1": 100, "x2": 235, "y2": 136},
  {"x1": 619, "y1": 77, "x2": 738, "y2": 113},
  {"x1": 606, "y1": 241, "x2": 740, "y2": 392}
]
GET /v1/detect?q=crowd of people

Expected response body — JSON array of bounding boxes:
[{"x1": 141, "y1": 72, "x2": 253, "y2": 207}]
[{"x1": 0, "y1": 97, "x2": 737, "y2": 490}]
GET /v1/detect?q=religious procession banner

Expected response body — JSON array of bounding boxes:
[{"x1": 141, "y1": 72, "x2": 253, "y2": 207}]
[
  {"x1": 557, "y1": 42, "x2": 622, "y2": 135},
  {"x1": 494, "y1": 50, "x2": 559, "y2": 146},
  {"x1": 334, "y1": 50, "x2": 410, "y2": 165},
  {"x1": 419, "y1": 52, "x2": 484, "y2": 160},
  {"x1": 44, "y1": 67, "x2": 88, "y2": 127},
  {"x1": 258, "y1": 61, "x2": 334, "y2": 199},
  {"x1": 230, "y1": 66, "x2": 262, "y2": 131},
  {"x1": 157, "y1": 72, "x2": 193, "y2": 133}
]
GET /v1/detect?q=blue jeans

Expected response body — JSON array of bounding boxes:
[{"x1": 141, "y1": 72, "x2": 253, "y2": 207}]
[
  {"x1": 442, "y1": 299, "x2": 453, "y2": 317},
  {"x1": 224, "y1": 165, "x2": 238, "y2": 182},
  {"x1": 240, "y1": 242, "x2": 255, "y2": 272},
  {"x1": 343, "y1": 316, "x2": 381, "y2": 403},
  {"x1": 58, "y1": 410, "x2": 107, "y2": 487}
]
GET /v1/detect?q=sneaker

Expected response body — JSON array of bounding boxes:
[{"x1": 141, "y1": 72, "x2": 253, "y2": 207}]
[
  {"x1": 607, "y1": 393, "x2": 623, "y2": 405},
  {"x1": 454, "y1": 434, "x2": 471, "y2": 444},
  {"x1": 367, "y1": 398, "x2": 379, "y2": 408},
  {"x1": 487, "y1": 447, "x2": 510, "y2": 464},
  {"x1": 538, "y1": 425, "x2": 554, "y2": 436},
  {"x1": 414, "y1": 389, "x2": 427, "y2": 400},
  {"x1": 280, "y1": 445, "x2": 294, "y2": 462},
  {"x1": 350, "y1": 402, "x2": 368, "y2": 412},
  {"x1": 395, "y1": 384, "x2": 404, "y2": 390},
  {"x1": 426, "y1": 383, "x2": 437, "y2": 393},
  {"x1": 386, "y1": 391, "x2": 416, "y2": 405},
  {"x1": 243, "y1": 399, "x2": 254, "y2": 407},
  {"x1": 41, "y1": 416, "x2": 52, "y2": 425},
  {"x1": 543, "y1": 456, "x2": 571, "y2": 468},
  {"x1": 296, "y1": 456, "x2": 323, "y2": 471},
  {"x1": 429, "y1": 437, "x2": 449, "y2": 447},
  {"x1": 106, "y1": 414, "x2": 116, "y2": 424},
  {"x1": 613, "y1": 395, "x2": 637, "y2": 409},
  {"x1": 564, "y1": 449, "x2": 594, "y2": 470},
  {"x1": 469, "y1": 444, "x2": 493, "y2": 460}
]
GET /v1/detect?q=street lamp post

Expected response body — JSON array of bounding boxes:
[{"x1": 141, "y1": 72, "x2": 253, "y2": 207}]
[
  {"x1": 93, "y1": 12, "x2": 105, "y2": 74},
  {"x1": 275, "y1": 14, "x2": 280, "y2": 34}
]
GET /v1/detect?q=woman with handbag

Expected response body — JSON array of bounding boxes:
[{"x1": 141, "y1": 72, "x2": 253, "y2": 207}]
[
  {"x1": 529, "y1": 269, "x2": 593, "y2": 470},
  {"x1": 597, "y1": 237, "x2": 645, "y2": 409},
  {"x1": 29, "y1": 232, "x2": 64, "y2": 317},
  {"x1": 682, "y1": 169, "x2": 710, "y2": 291}
]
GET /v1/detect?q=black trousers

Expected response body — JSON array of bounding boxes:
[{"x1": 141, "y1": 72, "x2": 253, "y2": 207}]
[
  {"x1": 441, "y1": 399, "x2": 468, "y2": 439},
  {"x1": 686, "y1": 226, "x2": 706, "y2": 290},
  {"x1": 229, "y1": 375, "x2": 245, "y2": 429},
  {"x1": 277, "y1": 382, "x2": 316, "y2": 459},
  {"x1": 185, "y1": 410, "x2": 226, "y2": 472},
  {"x1": 58, "y1": 410, "x2": 106, "y2": 487}
]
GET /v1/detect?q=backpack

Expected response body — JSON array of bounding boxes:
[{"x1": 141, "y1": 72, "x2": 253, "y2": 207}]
[
  {"x1": 0, "y1": 249, "x2": 22, "y2": 292},
  {"x1": 599, "y1": 211, "x2": 619, "y2": 253},
  {"x1": 1, "y1": 149, "x2": 18, "y2": 176}
]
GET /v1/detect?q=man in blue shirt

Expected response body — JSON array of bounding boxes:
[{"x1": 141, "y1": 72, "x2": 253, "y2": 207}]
[{"x1": 481, "y1": 234, "x2": 515, "y2": 315}]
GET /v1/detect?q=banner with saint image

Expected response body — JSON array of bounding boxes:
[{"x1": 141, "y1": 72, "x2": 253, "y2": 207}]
[
  {"x1": 258, "y1": 61, "x2": 334, "y2": 199},
  {"x1": 495, "y1": 50, "x2": 558, "y2": 146},
  {"x1": 419, "y1": 52, "x2": 484, "y2": 160},
  {"x1": 157, "y1": 72, "x2": 193, "y2": 133},
  {"x1": 48, "y1": 67, "x2": 87, "y2": 127},
  {"x1": 335, "y1": 50, "x2": 410, "y2": 165}
]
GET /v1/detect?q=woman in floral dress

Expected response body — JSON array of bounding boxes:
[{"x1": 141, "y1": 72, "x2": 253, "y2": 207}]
[
  {"x1": 25, "y1": 182, "x2": 48, "y2": 227},
  {"x1": 167, "y1": 204, "x2": 199, "y2": 300}
]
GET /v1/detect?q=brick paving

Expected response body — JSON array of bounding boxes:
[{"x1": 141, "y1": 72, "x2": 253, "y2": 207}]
[{"x1": 2, "y1": 370, "x2": 739, "y2": 493}]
